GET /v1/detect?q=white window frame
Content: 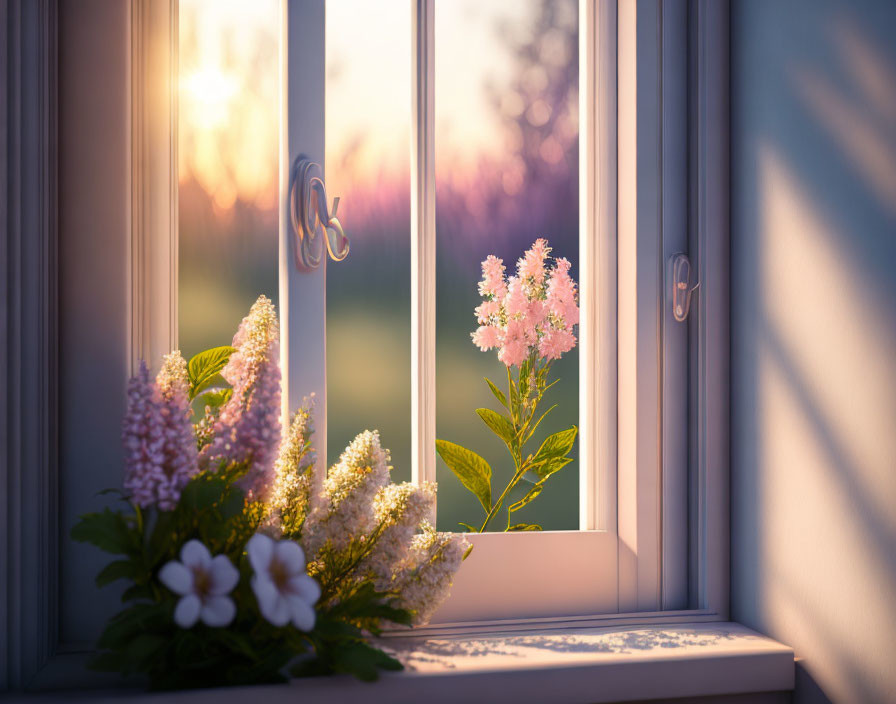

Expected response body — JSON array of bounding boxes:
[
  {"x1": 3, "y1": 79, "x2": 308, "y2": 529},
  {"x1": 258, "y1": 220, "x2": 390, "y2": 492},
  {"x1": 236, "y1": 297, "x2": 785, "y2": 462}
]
[
  {"x1": 285, "y1": 0, "x2": 731, "y2": 629},
  {"x1": 2, "y1": 0, "x2": 729, "y2": 688}
]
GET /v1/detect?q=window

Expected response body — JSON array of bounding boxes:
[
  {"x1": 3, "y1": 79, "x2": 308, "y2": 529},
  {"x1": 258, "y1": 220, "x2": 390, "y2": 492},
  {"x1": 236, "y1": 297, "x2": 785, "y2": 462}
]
[
  {"x1": 169, "y1": 0, "x2": 727, "y2": 629},
  {"x1": 4, "y1": 0, "x2": 731, "y2": 688},
  {"x1": 324, "y1": 0, "x2": 413, "y2": 482},
  {"x1": 432, "y1": 0, "x2": 581, "y2": 533}
]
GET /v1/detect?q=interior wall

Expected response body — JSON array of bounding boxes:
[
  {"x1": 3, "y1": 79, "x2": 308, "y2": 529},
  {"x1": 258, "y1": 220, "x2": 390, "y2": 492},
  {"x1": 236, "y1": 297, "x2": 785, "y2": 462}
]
[
  {"x1": 58, "y1": 0, "x2": 131, "y2": 646},
  {"x1": 730, "y1": 1, "x2": 896, "y2": 703}
]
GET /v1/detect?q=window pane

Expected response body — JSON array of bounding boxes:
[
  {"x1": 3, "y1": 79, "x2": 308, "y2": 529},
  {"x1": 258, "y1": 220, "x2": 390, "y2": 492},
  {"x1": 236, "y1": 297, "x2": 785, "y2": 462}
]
[
  {"x1": 178, "y1": 0, "x2": 280, "y2": 360},
  {"x1": 435, "y1": 0, "x2": 580, "y2": 531},
  {"x1": 326, "y1": 0, "x2": 412, "y2": 481}
]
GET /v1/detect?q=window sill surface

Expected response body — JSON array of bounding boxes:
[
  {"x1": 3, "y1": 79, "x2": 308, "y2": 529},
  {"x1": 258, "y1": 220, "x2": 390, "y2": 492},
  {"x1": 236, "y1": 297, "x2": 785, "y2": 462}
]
[{"x1": 12, "y1": 622, "x2": 793, "y2": 704}]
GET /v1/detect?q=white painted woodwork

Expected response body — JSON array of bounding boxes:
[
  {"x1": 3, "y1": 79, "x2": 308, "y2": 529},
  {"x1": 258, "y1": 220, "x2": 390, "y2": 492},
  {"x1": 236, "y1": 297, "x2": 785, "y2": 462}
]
[
  {"x1": 660, "y1": 0, "x2": 690, "y2": 611},
  {"x1": 579, "y1": 0, "x2": 618, "y2": 536},
  {"x1": 280, "y1": 0, "x2": 327, "y2": 485},
  {"x1": 410, "y1": 0, "x2": 437, "y2": 498},
  {"x1": 129, "y1": 0, "x2": 178, "y2": 372},
  {"x1": 429, "y1": 531, "x2": 618, "y2": 624},
  {"x1": 617, "y1": 0, "x2": 663, "y2": 613},
  {"x1": 691, "y1": 0, "x2": 730, "y2": 618},
  {"x1": 29, "y1": 624, "x2": 795, "y2": 703}
]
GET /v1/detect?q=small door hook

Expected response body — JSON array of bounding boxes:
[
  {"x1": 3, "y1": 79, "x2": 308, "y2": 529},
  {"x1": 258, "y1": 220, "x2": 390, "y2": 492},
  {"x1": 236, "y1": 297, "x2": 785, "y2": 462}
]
[
  {"x1": 290, "y1": 156, "x2": 350, "y2": 271},
  {"x1": 670, "y1": 253, "x2": 699, "y2": 322}
]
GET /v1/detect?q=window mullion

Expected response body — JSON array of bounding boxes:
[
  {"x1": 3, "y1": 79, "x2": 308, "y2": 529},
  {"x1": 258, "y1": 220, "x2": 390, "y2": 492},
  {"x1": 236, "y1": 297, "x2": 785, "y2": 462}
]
[
  {"x1": 660, "y1": 0, "x2": 690, "y2": 611},
  {"x1": 130, "y1": 0, "x2": 178, "y2": 373},
  {"x1": 411, "y1": 0, "x2": 436, "y2": 498},
  {"x1": 617, "y1": 0, "x2": 663, "y2": 613},
  {"x1": 280, "y1": 0, "x2": 327, "y2": 485},
  {"x1": 579, "y1": 0, "x2": 618, "y2": 533}
]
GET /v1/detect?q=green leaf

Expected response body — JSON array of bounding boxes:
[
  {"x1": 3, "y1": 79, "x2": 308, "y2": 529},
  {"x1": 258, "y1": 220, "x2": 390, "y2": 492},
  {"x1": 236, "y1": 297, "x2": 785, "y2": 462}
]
[
  {"x1": 312, "y1": 617, "x2": 365, "y2": 642},
  {"x1": 327, "y1": 582, "x2": 413, "y2": 627},
  {"x1": 121, "y1": 584, "x2": 154, "y2": 603},
  {"x1": 508, "y1": 523, "x2": 543, "y2": 531},
  {"x1": 219, "y1": 486, "x2": 246, "y2": 520},
  {"x1": 484, "y1": 377, "x2": 508, "y2": 409},
  {"x1": 330, "y1": 641, "x2": 403, "y2": 681},
  {"x1": 533, "y1": 455, "x2": 574, "y2": 480},
  {"x1": 147, "y1": 510, "x2": 175, "y2": 568},
  {"x1": 508, "y1": 482, "x2": 545, "y2": 513},
  {"x1": 476, "y1": 408, "x2": 516, "y2": 454},
  {"x1": 71, "y1": 509, "x2": 137, "y2": 555},
  {"x1": 507, "y1": 368, "x2": 519, "y2": 414},
  {"x1": 97, "y1": 604, "x2": 167, "y2": 651},
  {"x1": 519, "y1": 357, "x2": 531, "y2": 398},
  {"x1": 200, "y1": 388, "x2": 232, "y2": 409},
  {"x1": 435, "y1": 440, "x2": 492, "y2": 512},
  {"x1": 187, "y1": 346, "x2": 236, "y2": 400},
  {"x1": 531, "y1": 426, "x2": 578, "y2": 468},
  {"x1": 96, "y1": 559, "x2": 138, "y2": 587},
  {"x1": 125, "y1": 634, "x2": 168, "y2": 667},
  {"x1": 458, "y1": 522, "x2": 477, "y2": 532},
  {"x1": 214, "y1": 629, "x2": 259, "y2": 661},
  {"x1": 180, "y1": 474, "x2": 227, "y2": 512}
]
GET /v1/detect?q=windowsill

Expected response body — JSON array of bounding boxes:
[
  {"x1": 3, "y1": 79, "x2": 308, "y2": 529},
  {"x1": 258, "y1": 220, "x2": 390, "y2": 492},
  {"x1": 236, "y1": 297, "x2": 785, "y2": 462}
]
[{"x1": 15, "y1": 622, "x2": 793, "y2": 703}]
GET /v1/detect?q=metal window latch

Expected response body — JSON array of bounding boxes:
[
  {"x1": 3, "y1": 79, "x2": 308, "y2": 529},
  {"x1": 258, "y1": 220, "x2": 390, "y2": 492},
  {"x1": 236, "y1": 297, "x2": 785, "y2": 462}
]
[
  {"x1": 669, "y1": 253, "x2": 699, "y2": 322},
  {"x1": 290, "y1": 156, "x2": 350, "y2": 271}
]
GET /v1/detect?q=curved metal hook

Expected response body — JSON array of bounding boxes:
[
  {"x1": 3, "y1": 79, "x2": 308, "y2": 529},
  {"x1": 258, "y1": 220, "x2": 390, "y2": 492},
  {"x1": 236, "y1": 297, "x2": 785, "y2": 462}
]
[{"x1": 290, "y1": 157, "x2": 350, "y2": 271}]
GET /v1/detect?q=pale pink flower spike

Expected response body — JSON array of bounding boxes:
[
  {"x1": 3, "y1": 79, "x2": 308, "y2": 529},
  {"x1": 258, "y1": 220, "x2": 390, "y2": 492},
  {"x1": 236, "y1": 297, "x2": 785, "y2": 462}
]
[{"x1": 470, "y1": 239, "x2": 579, "y2": 367}]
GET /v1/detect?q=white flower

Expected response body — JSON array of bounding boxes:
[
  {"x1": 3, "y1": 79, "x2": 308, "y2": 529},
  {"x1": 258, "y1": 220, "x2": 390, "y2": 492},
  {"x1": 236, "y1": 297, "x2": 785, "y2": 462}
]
[
  {"x1": 395, "y1": 522, "x2": 469, "y2": 626},
  {"x1": 302, "y1": 430, "x2": 392, "y2": 557},
  {"x1": 248, "y1": 533, "x2": 320, "y2": 630},
  {"x1": 158, "y1": 540, "x2": 239, "y2": 628}
]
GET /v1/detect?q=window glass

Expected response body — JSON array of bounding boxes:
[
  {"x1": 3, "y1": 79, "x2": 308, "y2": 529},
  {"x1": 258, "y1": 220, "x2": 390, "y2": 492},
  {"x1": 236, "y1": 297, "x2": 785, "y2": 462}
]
[
  {"x1": 178, "y1": 0, "x2": 280, "y2": 360},
  {"x1": 435, "y1": 0, "x2": 580, "y2": 531},
  {"x1": 325, "y1": 0, "x2": 413, "y2": 481}
]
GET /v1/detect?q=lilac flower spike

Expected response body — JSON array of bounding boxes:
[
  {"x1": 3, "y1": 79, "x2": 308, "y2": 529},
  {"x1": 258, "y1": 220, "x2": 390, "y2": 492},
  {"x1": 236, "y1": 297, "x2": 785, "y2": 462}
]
[
  {"x1": 122, "y1": 361, "x2": 167, "y2": 508},
  {"x1": 122, "y1": 354, "x2": 198, "y2": 511},
  {"x1": 155, "y1": 351, "x2": 199, "y2": 509},
  {"x1": 203, "y1": 295, "x2": 282, "y2": 499}
]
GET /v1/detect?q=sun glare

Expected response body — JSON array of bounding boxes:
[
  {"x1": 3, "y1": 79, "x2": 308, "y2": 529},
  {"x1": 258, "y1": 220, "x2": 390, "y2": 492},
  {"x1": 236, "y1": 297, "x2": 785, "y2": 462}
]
[
  {"x1": 181, "y1": 68, "x2": 239, "y2": 131},
  {"x1": 178, "y1": 0, "x2": 279, "y2": 214}
]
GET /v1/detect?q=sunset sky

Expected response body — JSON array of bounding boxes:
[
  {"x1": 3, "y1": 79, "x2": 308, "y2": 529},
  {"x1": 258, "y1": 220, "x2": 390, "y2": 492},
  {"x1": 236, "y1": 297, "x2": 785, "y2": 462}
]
[{"x1": 178, "y1": 0, "x2": 547, "y2": 204}]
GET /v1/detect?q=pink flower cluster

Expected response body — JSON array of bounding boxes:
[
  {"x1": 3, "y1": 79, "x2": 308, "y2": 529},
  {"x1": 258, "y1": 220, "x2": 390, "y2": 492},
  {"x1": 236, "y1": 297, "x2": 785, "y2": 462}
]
[
  {"x1": 471, "y1": 238, "x2": 579, "y2": 367},
  {"x1": 123, "y1": 354, "x2": 198, "y2": 510},
  {"x1": 202, "y1": 295, "x2": 282, "y2": 499}
]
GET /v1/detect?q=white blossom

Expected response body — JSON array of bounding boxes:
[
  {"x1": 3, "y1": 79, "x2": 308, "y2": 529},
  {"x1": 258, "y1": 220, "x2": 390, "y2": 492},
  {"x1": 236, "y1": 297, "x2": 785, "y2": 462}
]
[
  {"x1": 301, "y1": 430, "x2": 391, "y2": 557},
  {"x1": 395, "y1": 522, "x2": 469, "y2": 626},
  {"x1": 359, "y1": 482, "x2": 436, "y2": 591},
  {"x1": 269, "y1": 400, "x2": 316, "y2": 534},
  {"x1": 158, "y1": 540, "x2": 238, "y2": 628},
  {"x1": 248, "y1": 533, "x2": 320, "y2": 630}
]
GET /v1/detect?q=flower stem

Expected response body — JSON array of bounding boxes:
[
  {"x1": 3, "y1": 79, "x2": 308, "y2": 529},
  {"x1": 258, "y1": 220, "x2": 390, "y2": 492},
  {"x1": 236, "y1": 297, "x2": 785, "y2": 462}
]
[
  {"x1": 478, "y1": 363, "x2": 539, "y2": 532},
  {"x1": 479, "y1": 462, "x2": 528, "y2": 532}
]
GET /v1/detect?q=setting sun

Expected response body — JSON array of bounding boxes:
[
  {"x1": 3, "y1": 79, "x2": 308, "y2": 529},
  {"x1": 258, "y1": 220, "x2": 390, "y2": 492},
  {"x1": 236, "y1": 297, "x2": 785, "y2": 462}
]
[
  {"x1": 178, "y1": 0, "x2": 279, "y2": 213},
  {"x1": 180, "y1": 68, "x2": 238, "y2": 130}
]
